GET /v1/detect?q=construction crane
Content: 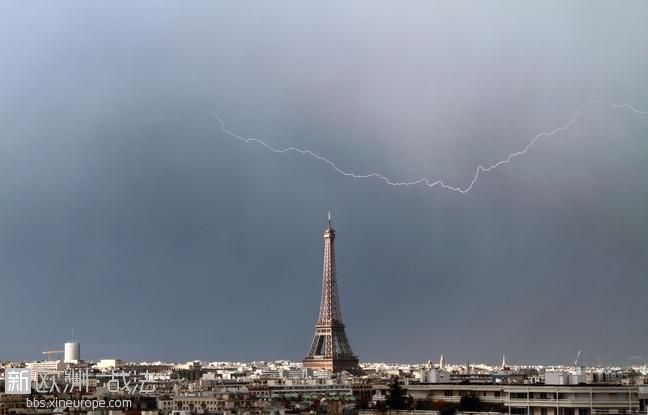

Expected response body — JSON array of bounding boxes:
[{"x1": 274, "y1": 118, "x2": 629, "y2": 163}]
[
  {"x1": 573, "y1": 350, "x2": 582, "y2": 367},
  {"x1": 42, "y1": 350, "x2": 64, "y2": 360}
]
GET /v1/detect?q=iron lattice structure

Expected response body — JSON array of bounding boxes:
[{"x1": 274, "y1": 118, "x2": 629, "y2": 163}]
[{"x1": 303, "y1": 216, "x2": 360, "y2": 373}]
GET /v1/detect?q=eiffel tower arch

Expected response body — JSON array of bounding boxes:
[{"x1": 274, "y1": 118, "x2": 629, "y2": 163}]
[{"x1": 303, "y1": 214, "x2": 360, "y2": 373}]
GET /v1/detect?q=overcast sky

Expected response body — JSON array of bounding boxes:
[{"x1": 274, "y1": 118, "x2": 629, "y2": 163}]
[{"x1": 1, "y1": 1, "x2": 647, "y2": 365}]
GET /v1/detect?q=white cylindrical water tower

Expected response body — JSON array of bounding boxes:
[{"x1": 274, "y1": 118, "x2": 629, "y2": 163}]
[{"x1": 64, "y1": 341, "x2": 80, "y2": 363}]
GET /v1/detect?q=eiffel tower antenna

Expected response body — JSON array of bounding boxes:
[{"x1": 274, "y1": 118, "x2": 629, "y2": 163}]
[{"x1": 303, "y1": 214, "x2": 360, "y2": 373}]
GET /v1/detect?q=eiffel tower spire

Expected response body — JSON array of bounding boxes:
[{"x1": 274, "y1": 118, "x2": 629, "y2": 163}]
[{"x1": 303, "y1": 214, "x2": 360, "y2": 373}]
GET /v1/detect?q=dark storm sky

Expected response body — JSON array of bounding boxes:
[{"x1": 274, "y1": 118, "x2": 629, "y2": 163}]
[{"x1": 1, "y1": 1, "x2": 647, "y2": 366}]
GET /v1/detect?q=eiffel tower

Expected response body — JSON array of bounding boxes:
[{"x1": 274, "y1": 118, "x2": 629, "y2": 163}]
[{"x1": 303, "y1": 213, "x2": 360, "y2": 373}]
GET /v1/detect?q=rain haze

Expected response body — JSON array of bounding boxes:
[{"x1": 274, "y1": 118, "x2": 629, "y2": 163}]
[{"x1": 0, "y1": 1, "x2": 647, "y2": 365}]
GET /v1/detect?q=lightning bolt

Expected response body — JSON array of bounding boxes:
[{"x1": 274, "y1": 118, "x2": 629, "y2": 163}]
[{"x1": 210, "y1": 100, "x2": 648, "y2": 194}]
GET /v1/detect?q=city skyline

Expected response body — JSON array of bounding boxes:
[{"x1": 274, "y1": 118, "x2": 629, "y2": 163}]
[
  {"x1": 1, "y1": 213, "x2": 645, "y2": 367},
  {"x1": 0, "y1": 1, "x2": 647, "y2": 365}
]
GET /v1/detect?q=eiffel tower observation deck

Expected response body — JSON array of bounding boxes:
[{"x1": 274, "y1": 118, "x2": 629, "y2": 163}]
[{"x1": 303, "y1": 213, "x2": 360, "y2": 373}]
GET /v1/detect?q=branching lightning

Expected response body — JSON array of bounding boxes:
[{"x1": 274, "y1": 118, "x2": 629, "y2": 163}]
[{"x1": 210, "y1": 100, "x2": 648, "y2": 194}]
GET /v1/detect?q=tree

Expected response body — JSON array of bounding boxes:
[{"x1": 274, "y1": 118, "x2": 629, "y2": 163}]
[
  {"x1": 459, "y1": 395, "x2": 482, "y2": 412},
  {"x1": 439, "y1": 403, "x2": 458, "y2": 415},
  {"x1": 386, "y1": 376, "x2": 408, "y2": 410},
  {"x1": 357, "y1": 395, "x2": 371, "y2": 410},
  {"x1": 414, "y1": 399, "x2": 439, "y2": 410},
  {"x1": 411, "y1": 400, "x2": 458, "y2": 415}
]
